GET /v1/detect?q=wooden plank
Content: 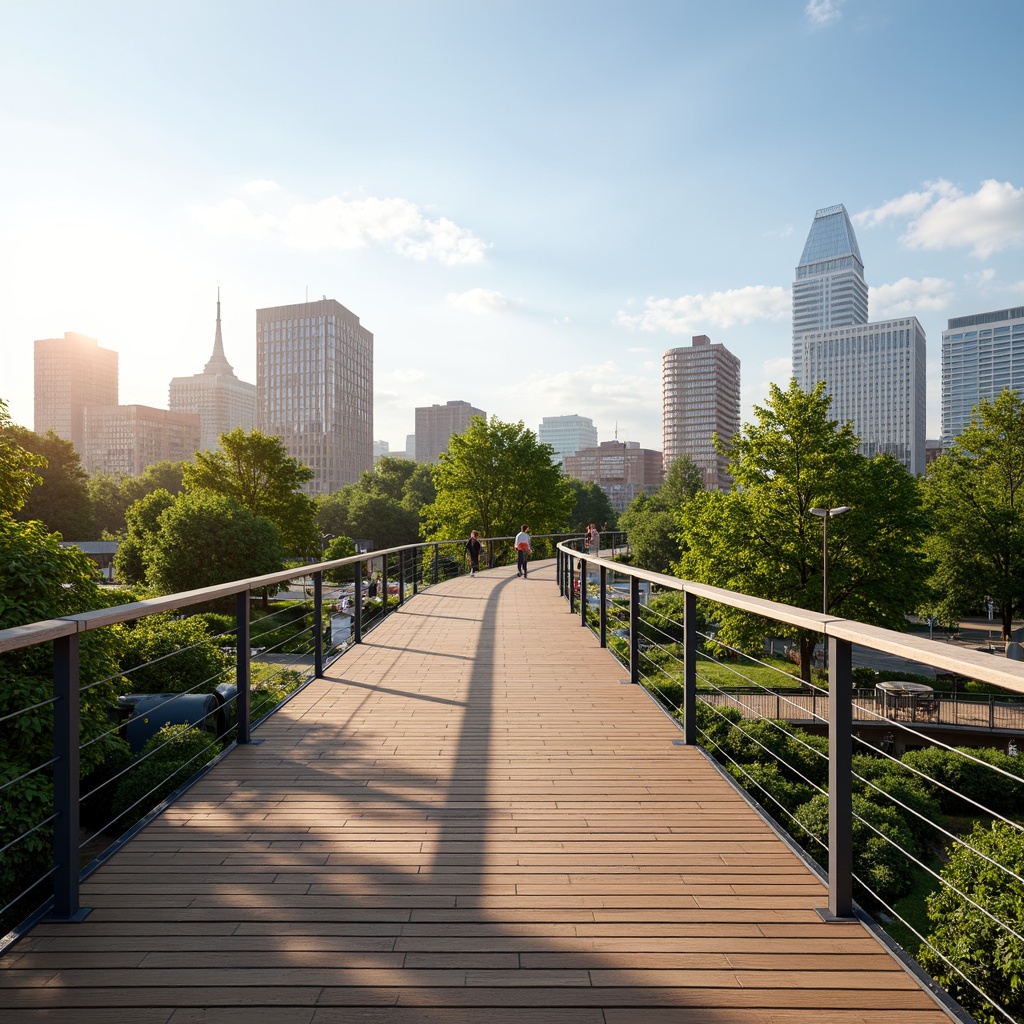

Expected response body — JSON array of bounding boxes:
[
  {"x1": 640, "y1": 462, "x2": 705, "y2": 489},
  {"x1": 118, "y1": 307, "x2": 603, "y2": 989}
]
[{"x1": 1, "y1": 561, "x2": 955, "y2": 1022}]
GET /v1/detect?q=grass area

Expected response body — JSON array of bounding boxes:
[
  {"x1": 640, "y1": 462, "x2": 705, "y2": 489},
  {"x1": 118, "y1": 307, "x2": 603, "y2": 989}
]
[
  {"x1": 695, "y1": 657, "x2": 805, "y2": 691},
  {"x1": 884, "y1": 860, "x2": 941, "y2": 956}
]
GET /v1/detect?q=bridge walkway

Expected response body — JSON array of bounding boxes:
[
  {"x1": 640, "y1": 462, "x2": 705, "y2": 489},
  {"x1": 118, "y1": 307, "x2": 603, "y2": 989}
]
[{"x1": 1, "y1": 560, "x2": 951, "y2": 1022}]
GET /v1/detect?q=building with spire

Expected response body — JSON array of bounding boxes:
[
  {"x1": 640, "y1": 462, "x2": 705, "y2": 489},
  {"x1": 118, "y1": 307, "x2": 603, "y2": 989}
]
[
  {"x1": 169, "y1": 293, "x2": 256, "y2": 453},
  {"x1": 792, "y1": 204, "x2": 925, "y2": 475}
]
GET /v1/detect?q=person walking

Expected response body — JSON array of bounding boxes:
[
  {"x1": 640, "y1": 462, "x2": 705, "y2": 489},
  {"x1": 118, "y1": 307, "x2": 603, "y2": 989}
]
[
  {"x1": 465, "y1": 530, "x2": 483, "y2": 577},
  {"x1": 514, "y1": 525, "x2": 532, "y2": 578}
]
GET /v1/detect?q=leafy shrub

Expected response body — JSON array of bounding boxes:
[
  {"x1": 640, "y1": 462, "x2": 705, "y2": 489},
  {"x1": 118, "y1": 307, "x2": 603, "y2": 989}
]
[
  {"x1": 901, "y1": 746, "x2": 1024, "y2": 817},
  {"x1": 110, "y1": 724, "x2": 221, "y2": 830},
  {"x1": 115, "y1": 614, "x2": 229, "y2": 695},
  {"x1": 721, "y1": 719, "x2": 829, "y2": 790},
  {"x1": 918, "y1": 820, "x2": 1024, "y2": 1024},
  {"x1": 851, "y1": 752, "x2": 941, "y2": 851},
  {"x1": 727, "y1": 760, "x2": 815, "y2": 818}
]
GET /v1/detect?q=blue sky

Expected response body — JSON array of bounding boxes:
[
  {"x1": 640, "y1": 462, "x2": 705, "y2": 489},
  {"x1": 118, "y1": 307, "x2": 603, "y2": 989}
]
[{"x1": 3, "y1": 0, "x2": 1023, "y2": 454}]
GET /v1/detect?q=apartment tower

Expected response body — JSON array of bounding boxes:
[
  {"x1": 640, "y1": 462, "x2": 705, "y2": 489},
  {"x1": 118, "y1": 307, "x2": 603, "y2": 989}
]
[
  {"x1": 414, "y1": 401, "x2": 485, "y2": 464},
  {"x1": 33, "y1": 332, "x2": 118, "y2": 456},
  {"x1": 942, "y1": 306, "x2": 1024, "y2": 448},
  {"x1": 538, "y1": 414, "x2": 598, "y2": 465},
  {"x1": 662, "y1": 335, "x2": 740, "y2": 492},
  {"x1": 256, "y1": 298, "x2": 373, "y2": 495}
]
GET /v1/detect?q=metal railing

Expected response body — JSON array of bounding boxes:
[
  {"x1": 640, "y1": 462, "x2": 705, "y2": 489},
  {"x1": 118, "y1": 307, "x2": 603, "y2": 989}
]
[
  {"x1": 0, "y1": 532, "x2": 578, "y2": 945},
  {"x1": 556, "y1": 540, "x2": 1024, "y2": 1024}
]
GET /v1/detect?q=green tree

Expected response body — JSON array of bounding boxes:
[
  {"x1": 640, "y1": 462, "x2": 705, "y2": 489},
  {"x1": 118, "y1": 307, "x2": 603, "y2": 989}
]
[
  {"x1": 677, "y1": 380, "x2": 928, "y2": 680},
  {"x1": 121, "y1": 460, "x2": 186, "y2": 507},
  {"x1": 145, "y1": 491, "x2": 283, "y2": 595},
  {"x1": 9, "y1": 426, "x2": 96, "y2": 539},
  {"x1": 918, "y1": 820, "x2": 1024, "y2": 1024},
  {"x1": 115, "y1": 614, "x2": 229, "y2": 695},
  {"x1": 114, "y1": 489, "x2": 177, "y2": 585},
  {"x1": 0, "y1": 398, "x2": 45, "y2": 514},
  {"x1": 87, "y1": 470, "x2": 130, "y2": 538},
  {"x1": 183, "y1": 428, "x2": 316, "y2": 556},
  {"x1": 565, "y1": 478, "x2": 617, "y2": 533},
  {"x1": 323, "y1": 535, "x2": 357, "y2": 584},
  {"x1": 922, "y1": 389, "x2": 1024, "y2": 641},
  {"x1": 619, "y1": 455, "x2": 704, "y2": 571},
  {"x1": 423, "y1": 416, "x2": 573, "y2": 554}
]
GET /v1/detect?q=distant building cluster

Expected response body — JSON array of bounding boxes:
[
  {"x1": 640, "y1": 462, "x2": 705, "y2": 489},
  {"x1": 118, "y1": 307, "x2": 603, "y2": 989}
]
[{"x1": 28, "y1": 204, "x2": 1012, "y2": 505}]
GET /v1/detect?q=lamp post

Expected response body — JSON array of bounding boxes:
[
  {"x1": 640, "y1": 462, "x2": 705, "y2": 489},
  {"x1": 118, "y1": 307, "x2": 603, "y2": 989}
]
[{"x1": 809, "y1": 506, "x2": 851, "y2": 615}]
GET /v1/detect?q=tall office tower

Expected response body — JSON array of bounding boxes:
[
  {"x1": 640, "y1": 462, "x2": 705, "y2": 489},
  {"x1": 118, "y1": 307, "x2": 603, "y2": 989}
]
[
  {"x1": 169, "y1": 294, "x2": 256, "y2": 453},
  {"x1": 256, "y1": 298, "x2": 373, "y2": 495},
  {"x1": 793, "y1": 204, "x2": 925, "y2": 475},
  {"x1": 942, "y1": 306, "x2": 1024, "y2": 448},
  {"x1": 414, "y1": 400, "x2": 485, "y2": 464},
  {"x1": 562, "y1": 440, "x2": 664, "y2": 514},
  {"x1": 34, "y1": 332, "x2": 118, "y2": 455},
  {"x1": 538, "y1": 414, "x2": 598, "y2": 465},
  {"x1": 662, "y1": 335, "x2": 740, "y2": 492},
  {"x1": 84, "y1": 405, "x2": 200, "y2": 476}
]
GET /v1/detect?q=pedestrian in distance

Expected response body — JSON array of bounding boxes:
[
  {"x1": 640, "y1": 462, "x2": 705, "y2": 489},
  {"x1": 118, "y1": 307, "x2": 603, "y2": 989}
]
[
  {"x1": 466, "y1": 530, "x2": 483, "y2": 577},
  {"x1": 514, "y1": 525, "x2": 532, "y2": 578}
]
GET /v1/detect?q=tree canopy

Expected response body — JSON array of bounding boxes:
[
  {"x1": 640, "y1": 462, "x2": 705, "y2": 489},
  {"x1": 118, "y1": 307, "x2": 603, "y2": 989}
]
[
  {"x1": 88, "y1": 461, "x2": 187, "y2": 539},
  {"x1": 183, "y1": 428, "x2": 316, "y2": 556},
  {"x1": 619, "y1": 455, "x2": 704, "y2": 571},
  {"x1": 564, "y1": 478, "x2": 617, "y2": 534},
  {"x1": 422, "y1": 416, "x2": 572, "y2": 544},
  {"x1": 8, "y1": 426, "x2": 96, "y2": 539},
  {"x1": 676, "y1": 379, "x2": 929, "y2": 679},
  {"x1": 0, "y1": 399, "x2": 46, "y2": 515},
  {"x1": 922, "y1": 389, "x2": 1024, "y2": 641}
]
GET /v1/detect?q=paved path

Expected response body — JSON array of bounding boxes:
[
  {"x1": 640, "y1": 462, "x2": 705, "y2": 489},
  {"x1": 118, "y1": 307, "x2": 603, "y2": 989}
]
[{"x1": 1, "y1": 561, "x2": 952, "y2": 1022}]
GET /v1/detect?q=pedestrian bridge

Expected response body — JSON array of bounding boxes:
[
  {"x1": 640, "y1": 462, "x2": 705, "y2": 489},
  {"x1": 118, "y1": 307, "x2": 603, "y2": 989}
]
[{"x1": 1, "y1": 559, "x2": 953, "y2": 1023}]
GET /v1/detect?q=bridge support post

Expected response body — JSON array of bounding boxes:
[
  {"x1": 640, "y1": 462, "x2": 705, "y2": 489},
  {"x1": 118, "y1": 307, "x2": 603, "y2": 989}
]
[
  {"x1": 683, "y1": 590, "x2": 696, "y2": 744},
  {"x1": 819, "y1": 634, "x2": 855, "y2": 921},
  {"x1": 629, "y1": 575, "x2": 640, "y2": 684},
  {"x1": 235, "y1": 590, "x2": 252, "y2": 744},
  {"x1": 354, "y1": 561, "x2": 363, "y2": 644},
  {"x1": 51, "y1": 632, "x2": 87, "y2": 921},
  {"x1": 313, "y1": 570, "x2": 323, "y2": 678}
]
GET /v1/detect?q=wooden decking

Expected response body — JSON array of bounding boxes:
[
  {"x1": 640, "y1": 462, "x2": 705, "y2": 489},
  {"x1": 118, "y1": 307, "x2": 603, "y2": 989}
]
[{"x1": 1, "y1": 561, "x2": 953, "y2": 1022}]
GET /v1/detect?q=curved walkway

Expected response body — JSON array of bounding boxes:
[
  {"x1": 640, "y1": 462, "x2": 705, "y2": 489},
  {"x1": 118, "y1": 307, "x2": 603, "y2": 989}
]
[{"x1": 1, "y1": 561, "x2": 952, "y2": 1022}]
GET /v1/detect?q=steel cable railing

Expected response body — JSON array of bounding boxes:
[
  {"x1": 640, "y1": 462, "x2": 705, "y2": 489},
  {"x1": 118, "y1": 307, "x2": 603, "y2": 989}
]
[{"x1": 554, "y1": 539, "x2": 1024, "y2": 1024}]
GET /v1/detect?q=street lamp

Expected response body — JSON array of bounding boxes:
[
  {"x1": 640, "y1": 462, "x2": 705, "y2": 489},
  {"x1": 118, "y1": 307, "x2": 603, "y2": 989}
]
[{"x1": 809, "y1": 506, "x2": 851, "y2": 616}]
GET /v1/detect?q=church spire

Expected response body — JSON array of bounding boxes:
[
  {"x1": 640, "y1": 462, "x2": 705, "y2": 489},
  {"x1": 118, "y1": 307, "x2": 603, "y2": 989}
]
[{"x1": 203, "y1": 287, "x2": 236, "y2": 376}]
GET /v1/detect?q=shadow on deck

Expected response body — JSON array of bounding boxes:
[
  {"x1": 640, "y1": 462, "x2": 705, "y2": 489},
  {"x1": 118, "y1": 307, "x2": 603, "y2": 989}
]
[{"x1": 0, "y1": 561, "x2": 953, "y2": 1023}]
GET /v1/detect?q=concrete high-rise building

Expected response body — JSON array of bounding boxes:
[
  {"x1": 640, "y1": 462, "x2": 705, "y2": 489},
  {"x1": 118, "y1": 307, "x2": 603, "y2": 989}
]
[
  {"x1": 169, "y1": 294, "x2": 255, "y2": 453},
  {"x1": 538, "y1": 414, "x2": 598, "y2": 465},
  {"x1": 793, "y1": 204, "x2": 925, "y2": 475},
  {"x1": 662, "y1": 335, "x2": 740, "y2": 492},
  {"x1": 34, "y1": 332, "x2": 118, "y2": 456},
  {"x1": 84, "y1": 405, "x2": 200, "y2": 477},
  {"x1": 942, "y1": 306, "x2": 1024, "y2": 448},
  {"x1": 414, "y1": 401, "x2": 485, "y2": 464},
  {"x1": 562, "y1": 440, "x2": 664, "y2": 514},
  {"x1": 256, "y1": 298, "x2": 373, "y2": 495}
]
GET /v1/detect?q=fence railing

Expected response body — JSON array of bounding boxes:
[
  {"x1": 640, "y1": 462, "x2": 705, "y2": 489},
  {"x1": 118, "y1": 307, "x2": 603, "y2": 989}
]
[
  {"x1": 557, "y1": 540, "x2": 1024, "y2": 1024},
  {"x1": 0, "y1": 532, "x2": 579, "y2": 946}
]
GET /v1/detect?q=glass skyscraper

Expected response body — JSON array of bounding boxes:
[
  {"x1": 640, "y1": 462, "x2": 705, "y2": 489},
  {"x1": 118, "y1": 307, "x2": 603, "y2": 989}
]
[
  {"x1": 942, "y1": 306, "x2": 1024, "y2": 448},
  {"x1": 793, "y1": 204, "x2": 925, "y2": 475}
]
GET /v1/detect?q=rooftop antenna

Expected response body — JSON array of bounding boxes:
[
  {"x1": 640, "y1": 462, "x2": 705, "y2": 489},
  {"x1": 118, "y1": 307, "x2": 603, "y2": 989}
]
[{"x1": 305, "y1": 285, "x2": 308, "y2": 302}]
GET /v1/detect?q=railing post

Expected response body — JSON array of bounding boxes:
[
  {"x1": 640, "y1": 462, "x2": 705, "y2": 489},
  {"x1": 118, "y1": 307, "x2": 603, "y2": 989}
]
[
  {"x1": 820, "y1": 634, "x2": 854, "y2": 921},
  {"x1": 569, "y1": 556, "x2": 576, "y2": 615},
  {"x1": 52, "y1": 632, "x2": 86, "y2": 921},
  {"x1": 579, "y1": 557, "x2": 588, "y2": 627},
  {"x1": 432, "y1": 543, "x2": 439, "y2": 586},
  {"x1": 599, "y1": 565, "x2": 607, "y2": 648},
  {"x1": 398, "y1": 550, "x2": 406, "y2": 606},
  {"x1": 629, "y1": 574, "x2": 640, "y2": 684},
  {"x1": 354, "y1": 561, "x2": 363, "y2": 644},
  {"x1": 313, "y1": 570, "x2": 323, "y2": 678},
  {"x1": 412, "y1": 548, "x2": 418, "y2": 596},
  {"x1": 558, "y1": 549, "x2": 564, "y2": 596},
  {"x1": 683, "y1": 590, "x2": 696, "y2": 744},
  {"x1": 236, "y1": 590, "x2": 252, "y2": 743},
  {"x1": 381, "y1": 555, "x2": 389, "y2": 618}
]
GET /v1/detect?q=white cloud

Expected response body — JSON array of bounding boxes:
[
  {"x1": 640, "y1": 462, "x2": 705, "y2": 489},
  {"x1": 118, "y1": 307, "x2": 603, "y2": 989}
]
[
  {"x1": 856, "y1": 179, "x2": 1024, "y2": 259},
  {"x1": 869, "y1": 276, "x2": 955, "y2": 318},
  {"x1": 965, "y1": 268, "x2": 997, "y2": 288},
  {"x1": 189, "y1": 188, "x2": 489, "y2": 266},
  {"x1": 447, "y1": 288, "x2": 511, "y2": 314},
  {"x1": 805, "y1": 0, "x2": 843, "y2": 26},
  {"x1": 616, "y1": 285, "x2": 790, "y2": 335}
]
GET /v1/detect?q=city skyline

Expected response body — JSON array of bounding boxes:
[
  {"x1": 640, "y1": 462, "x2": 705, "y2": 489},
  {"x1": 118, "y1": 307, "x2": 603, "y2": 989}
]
[{"x1": 3, "y1": 2, "x2": 1023, "y2": 453}]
